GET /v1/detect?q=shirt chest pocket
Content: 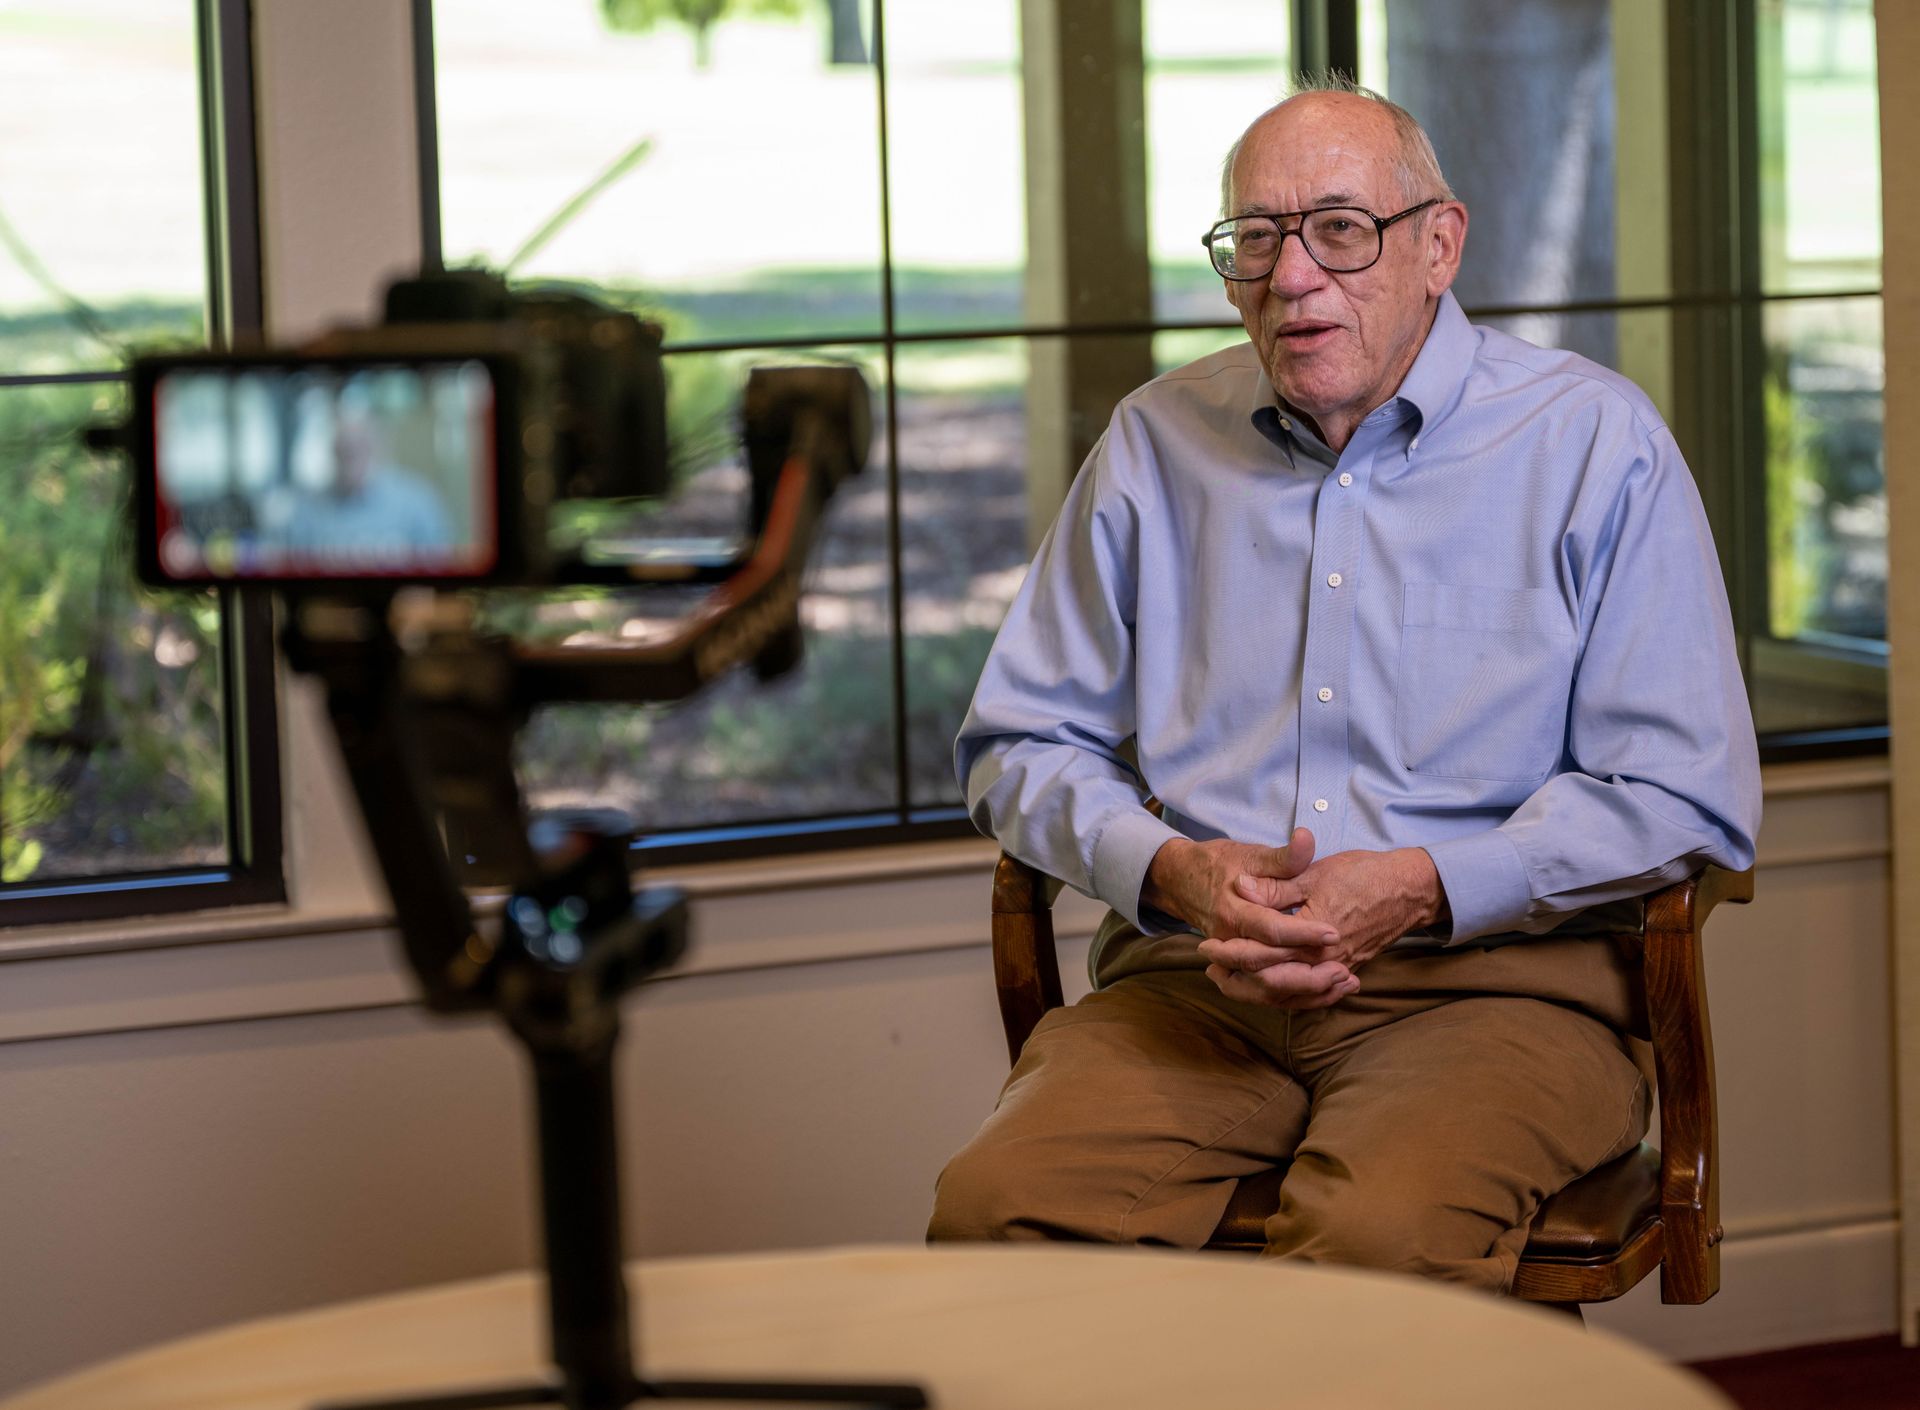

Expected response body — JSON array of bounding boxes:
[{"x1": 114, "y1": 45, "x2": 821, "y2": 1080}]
[{"x1": 1396, "y1": 582, "x2": 1575, "y2": 784}]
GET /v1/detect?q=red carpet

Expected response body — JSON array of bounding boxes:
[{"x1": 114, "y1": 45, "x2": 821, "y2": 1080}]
[{"x1": 1688, "y1": 1337, "x2": 1920, "y2": 1408}]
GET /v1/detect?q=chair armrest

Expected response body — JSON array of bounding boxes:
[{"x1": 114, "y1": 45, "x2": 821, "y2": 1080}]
[
  {"x1": 1639, "y1": 865, "x2": 1753, "y2": 1304},
  {"x1": 992, "y1": 853, "x2": 1065, "y2": 1067}
]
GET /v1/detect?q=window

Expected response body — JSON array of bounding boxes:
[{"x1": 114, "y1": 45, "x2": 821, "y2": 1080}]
[
  {"x1": 425, "y1": 0, "x2": 1875, "y2": 865},
  {"x1": 0, "y1": 0, "x2": 279, "y2": 924},
  {"x1": 427, "y1": 0, "x2": 1311, "y2": 853},
  {"x1": 1752, "y1": 0, "x2": 1883, "y2": 740},
  {"x1": 1355, "y1": 0, "x2": 1886, "y2": 751}
]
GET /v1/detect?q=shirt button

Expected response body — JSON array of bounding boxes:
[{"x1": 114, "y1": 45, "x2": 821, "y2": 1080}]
[
  {"x1": 1280, "y1": 417, "x2": 1293, "y2": 430},
  {"x1": 1326, "y1": 572, "x2": 1343, "y2": 588},
  {"x1": 1313, "y1": 798, "x2": 1329, "y2": 813},
  {"x1": 1317, "y1": 687, "x2": 1333, "y2": 702},
  {"x1": 1409, "y1": 436, "x2": 1421, "y2": 453},
  {"x1": 1338, "y1": 472, "x2": 1353, "y2": 487}
]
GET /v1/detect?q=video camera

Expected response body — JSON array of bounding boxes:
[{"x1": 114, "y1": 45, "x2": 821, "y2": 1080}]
[{"x1": 127, "y1": 267, "x2": 869, "y2": 593}]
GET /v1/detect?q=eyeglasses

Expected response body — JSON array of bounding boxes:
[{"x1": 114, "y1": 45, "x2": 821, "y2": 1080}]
[{"x1": 1202, "y1": 199, "x2": 1441, "y2": 280}]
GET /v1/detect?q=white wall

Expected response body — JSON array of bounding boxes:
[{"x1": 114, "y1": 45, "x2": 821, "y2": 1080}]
[{"x1": 0, "y1": 3, "x2": 1903, "y2": 1396}]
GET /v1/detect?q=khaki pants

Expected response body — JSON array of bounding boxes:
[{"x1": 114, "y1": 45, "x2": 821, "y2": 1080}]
[{"x1": 928, "y1": 923, "x2": 1652, "y2": 1294}]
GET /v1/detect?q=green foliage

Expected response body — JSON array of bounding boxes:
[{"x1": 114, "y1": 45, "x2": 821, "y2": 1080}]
[
  {"x1": 600, "y1": 0, "x2": 803, "y2": 67},
  {"x1": 515, "y1": 621, "x2": 998, "y2": 829},
  {"x1": 505, "y1": 138, "x2": 653, "y2": 278},
  {"x1": 904, "y1": 625, "x2": 995, "y2": 797},
  {"x1": 1764, "y1": 364, "x2": 1819, "y2": 640},
  {"x1": 0, "y1": 381, "x2": 226, "y2": 881}
]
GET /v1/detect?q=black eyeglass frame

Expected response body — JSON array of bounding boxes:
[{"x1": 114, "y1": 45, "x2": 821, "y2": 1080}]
[{"x1": 1202, "y1": 198, "x2": 1443, "y2": 280}]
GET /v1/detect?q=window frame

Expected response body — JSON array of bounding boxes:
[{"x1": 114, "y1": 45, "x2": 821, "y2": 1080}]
[
  {"x1": 411, "y1": 0, "x2": 1881, "y2": 871},
  {"x1": 0, "y1": 0, "x2": 284, "y2": 928}
]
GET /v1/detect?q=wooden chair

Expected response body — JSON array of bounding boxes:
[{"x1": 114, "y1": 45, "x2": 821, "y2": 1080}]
[{"x1": 991, "y1": 855, "x2": 1753, "y2": 1308}]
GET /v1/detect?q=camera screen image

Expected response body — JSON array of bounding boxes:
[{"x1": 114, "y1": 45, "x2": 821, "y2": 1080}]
[{"x1": 149, "y1": 360, "x2": 500, "y2": 582}]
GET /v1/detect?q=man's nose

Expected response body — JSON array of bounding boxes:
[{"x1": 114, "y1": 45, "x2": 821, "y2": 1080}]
[{"x1": 1267, "y1": 230, "x2": 1325, "y2": 296}]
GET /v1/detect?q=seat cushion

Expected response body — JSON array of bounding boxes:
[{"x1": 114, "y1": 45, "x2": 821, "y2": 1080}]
[
  {"x1": 1521, "y1": 1143, "x2": 1661, "y2": 1264},
  {"x1": 1205, "y1": 1143, "x2": 1662, "y2": 1264}
]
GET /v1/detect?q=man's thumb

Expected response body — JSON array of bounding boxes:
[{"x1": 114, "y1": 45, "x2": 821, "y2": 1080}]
[{"x1": 1246, "y1": 827, "x2": 1315, "y2": 877}]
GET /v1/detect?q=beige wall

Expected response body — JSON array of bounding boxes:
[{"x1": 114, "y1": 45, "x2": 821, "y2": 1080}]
[{"x1": 1875, "y1": 0, "x2": 1920, "y2": 1349}]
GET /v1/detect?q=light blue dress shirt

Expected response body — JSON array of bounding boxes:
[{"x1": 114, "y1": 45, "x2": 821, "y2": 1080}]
[{"x1": 956, "y1": 291, "x2": 1761, "y2": 947}]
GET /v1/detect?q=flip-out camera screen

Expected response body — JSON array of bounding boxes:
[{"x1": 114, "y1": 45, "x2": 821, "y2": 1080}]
[{"x1": 144, "y1": 359, "x2": 501, "y2": 583}]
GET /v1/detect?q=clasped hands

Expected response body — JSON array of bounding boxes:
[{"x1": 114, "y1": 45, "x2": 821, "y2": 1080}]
[{"x1": 1141, "y1": 829, "x2": 1446, "y2": 1009}]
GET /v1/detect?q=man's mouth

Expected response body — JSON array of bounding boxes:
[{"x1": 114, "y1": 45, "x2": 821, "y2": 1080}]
[{"x1": 1274, "y1": 320, "x2": 1340, "y2": 349}]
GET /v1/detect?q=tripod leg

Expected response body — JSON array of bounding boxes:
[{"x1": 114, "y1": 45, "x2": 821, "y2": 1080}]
[
  {"x1": 641, "y1": 1381, "x2": 928, "y2": 1407},
  {"x1": 315, "y1": 1376, "x2": 564, "y2": 1409}
]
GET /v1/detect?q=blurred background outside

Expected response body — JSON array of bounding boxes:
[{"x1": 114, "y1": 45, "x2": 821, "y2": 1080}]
[{"x1": 0, "y1": 0, "x2": 1886, "y2": 888}]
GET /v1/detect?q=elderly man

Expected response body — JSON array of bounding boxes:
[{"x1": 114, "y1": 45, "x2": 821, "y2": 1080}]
[
  {"x1": 285, "y1": 401, "x2": 454, "y2": 568},
  {"x1": 927, "y1": 82, "x2": 1761, "y2": 1293}
]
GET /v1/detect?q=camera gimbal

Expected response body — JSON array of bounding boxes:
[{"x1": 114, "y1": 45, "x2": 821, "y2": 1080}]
[{"x1": 285, "y1": 367, "x2": 927, "y2": 1410}]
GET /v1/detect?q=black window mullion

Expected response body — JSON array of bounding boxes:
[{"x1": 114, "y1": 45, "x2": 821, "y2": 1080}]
[
  {"x1": 413, "y1": 0, "x2": 444, "y2": 271},
  {"x1": 1294, "y1": 0, "x2": 1360, "y2": 80},
  {"x1": 206, "y1": 0, "x2": 284, "y2": 909},
  {"x1": 873, "y1": 0, "x2": 910, "y2": 830}
]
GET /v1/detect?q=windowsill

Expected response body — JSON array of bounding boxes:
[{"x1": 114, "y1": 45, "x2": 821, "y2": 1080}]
[
  {"x1": 0, "y1": 753, "x2": 1889, "y2": 967},
  {"x1": 0, "y1": 835, "x2": 1004, "y2": 965}
]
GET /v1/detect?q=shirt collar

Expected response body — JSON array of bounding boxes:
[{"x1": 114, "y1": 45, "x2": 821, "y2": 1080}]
[
  {"x1": 1392, "y1": 289, "x2": 1476, "y2": 438},
  {"x1": 1245, "y1": 289, "x2": 1477, "y2": 454}
]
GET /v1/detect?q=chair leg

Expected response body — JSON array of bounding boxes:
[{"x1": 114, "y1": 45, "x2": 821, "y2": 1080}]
[{"x1": 1538, "y1": 1302, "x2": 1586, "y2": 1325}]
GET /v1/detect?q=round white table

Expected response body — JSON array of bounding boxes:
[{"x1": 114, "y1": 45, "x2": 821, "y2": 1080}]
[{"x1": 1, "y1": 1245, "x2": 1729, "y2": 1410}]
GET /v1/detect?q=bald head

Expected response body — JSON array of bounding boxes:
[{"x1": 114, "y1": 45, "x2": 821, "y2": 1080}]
[
  {"x1": 1214, "y1": 81, "x2": 1468, "y2": 453},
  {"x1": 1221, "y1": 82, "x2": 1454, "y2": 217}
]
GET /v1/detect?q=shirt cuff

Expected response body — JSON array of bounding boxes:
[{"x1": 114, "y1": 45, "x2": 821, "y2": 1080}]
[
  {"x1": 1090, "y1": 807, "x2": 1186, "y2": 934},
  {"x1": 1423, "y1": 829, "x2": 1533, "y2": 944}
]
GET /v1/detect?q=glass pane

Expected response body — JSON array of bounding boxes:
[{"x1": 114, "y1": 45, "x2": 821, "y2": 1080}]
[
  {"x1": 898, "y1": 339, "x2": 1027, "y2": 807},
  {"x1": 432, "y1": 0, "x2": 885, "y2": 346},
  {"x1": 1763, "y1": 295, "x2": 1884, "y2": 646},
  {"x1": 1358, "y1": 0, "x2": 1389, "y2": 90},
  {"x1": 0, "y1": 382, "x2": 227, "y2": 883},
  {"x1": 1472, "y1": 305, "x2": 1641, "y2": 382},
  {"x1": 0, "y1": 2, "x2": 209, "y2": 373},
  {"x1": 509, "y1": 346, "x2": 897, "y2": 835},
  {"x1": 1146, "y1": 0, "x2": 1291, "y2": 322},
  {"x1": 1758, "y1": 0, "x2": 1881, "y2": 295},
  {"x1": 886, "y1": 1, "x2": 1025, "y2": 334},
  {"x1": 1362, "y1": 0, "x2": 1655, "y2": 322},
  {"x1": 1154, "y1": 326, "x2": 1248, "y2": 376}
]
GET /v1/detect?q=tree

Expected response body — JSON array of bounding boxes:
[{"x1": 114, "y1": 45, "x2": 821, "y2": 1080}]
[{"x1": 601, "y1": 0, "x2": 803, "y2": 69}]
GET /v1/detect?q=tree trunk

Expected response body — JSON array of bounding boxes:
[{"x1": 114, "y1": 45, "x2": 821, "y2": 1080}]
[
  {"x1": 1386, "y1": 0, "x2": 1616, "y2": 367},
  {"x1": 827, "y1": 0, "x2": 868, "y2": 65}
]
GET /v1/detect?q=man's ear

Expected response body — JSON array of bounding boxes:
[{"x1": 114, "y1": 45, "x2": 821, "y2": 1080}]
[{"x1": 1425, "y1": 201, "x2": 1468, "y2": 298}]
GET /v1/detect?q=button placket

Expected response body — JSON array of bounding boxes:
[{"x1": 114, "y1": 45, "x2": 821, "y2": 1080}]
[{"x1": 1295, "y1": 442, "x2": 1367, "y2": 841}]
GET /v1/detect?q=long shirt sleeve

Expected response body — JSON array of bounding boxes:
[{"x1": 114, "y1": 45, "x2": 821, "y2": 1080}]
[
  {"x1": 956, "y1": 421, "x2": 1184, "y2": 932},
  {"x1": 1420, "y1": 423, "x2": 1761, "y2": 941}
]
